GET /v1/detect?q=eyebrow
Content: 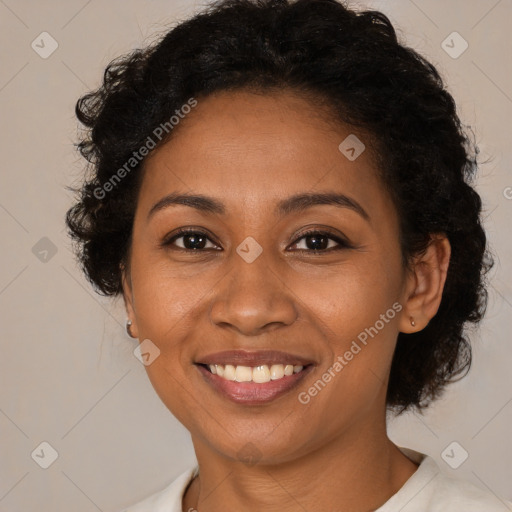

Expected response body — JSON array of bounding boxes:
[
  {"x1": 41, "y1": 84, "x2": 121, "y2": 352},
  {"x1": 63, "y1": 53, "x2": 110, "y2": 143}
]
[{"x1": 147, "y1": 191, "x2": 370, "y2": 222}]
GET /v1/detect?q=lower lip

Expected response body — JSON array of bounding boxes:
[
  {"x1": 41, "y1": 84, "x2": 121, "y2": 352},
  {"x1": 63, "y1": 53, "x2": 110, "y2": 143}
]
[{"x1": 196, "y1": 364, "x2": 313, "y2": 405}]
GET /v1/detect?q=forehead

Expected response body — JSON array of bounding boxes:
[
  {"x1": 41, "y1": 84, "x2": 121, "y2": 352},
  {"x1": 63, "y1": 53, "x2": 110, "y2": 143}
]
[{"x1": 138, "y1": 89, "x2": 390, "y2": 220}]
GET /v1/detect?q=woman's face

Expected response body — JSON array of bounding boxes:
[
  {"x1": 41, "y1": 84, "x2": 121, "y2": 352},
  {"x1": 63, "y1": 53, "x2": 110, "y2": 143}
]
[{"x1": 123, "y1": 89, "x2": 416, "y2": 464}]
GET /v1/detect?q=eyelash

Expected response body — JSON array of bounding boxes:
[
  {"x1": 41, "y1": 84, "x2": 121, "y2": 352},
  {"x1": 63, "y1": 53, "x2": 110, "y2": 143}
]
[{"x1": 162, "y1": 227, "x2": 352, "y2": 253}]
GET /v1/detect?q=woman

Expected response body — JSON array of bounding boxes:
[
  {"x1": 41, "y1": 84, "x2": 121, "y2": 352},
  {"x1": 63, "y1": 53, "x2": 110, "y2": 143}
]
[{"x1": 66, "y1": 0, "x2": 510, "y2": 510}]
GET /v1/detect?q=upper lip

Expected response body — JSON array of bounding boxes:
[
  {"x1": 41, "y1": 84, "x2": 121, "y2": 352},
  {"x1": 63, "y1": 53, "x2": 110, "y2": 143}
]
[{"x1": 195, "y1": 350, "x2": 315, "y2": 367}]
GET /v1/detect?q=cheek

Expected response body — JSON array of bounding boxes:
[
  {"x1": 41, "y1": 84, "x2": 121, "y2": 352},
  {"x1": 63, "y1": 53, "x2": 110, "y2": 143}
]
[
  {"x1": 291, "y1": 254, "x2": 402, "y2": 342},
  {"x1": 130, "y1": 267, "x2": 207, "y2": 426},
  {"x1": 291, "y1": 258, "x2": 402, "y2": 406},
  {"x1": 128, "y1": 250, "x2": 205, "y2": 389},
  {"x1": 130, "y1": 249, "x2": 207, "y2": 332},
  {"x1": 293, "y1": 290, "x2": 399, "y2": 440}
]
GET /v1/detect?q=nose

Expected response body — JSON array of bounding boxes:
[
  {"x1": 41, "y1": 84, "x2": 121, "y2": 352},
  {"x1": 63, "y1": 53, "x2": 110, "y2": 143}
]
[{"x1": 208, "y1": 253, "x2": 298, "y2": 337}]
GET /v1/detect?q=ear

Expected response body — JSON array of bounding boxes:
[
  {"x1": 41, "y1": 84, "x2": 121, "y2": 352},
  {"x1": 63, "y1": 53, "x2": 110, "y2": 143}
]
[
  {"x1": 121, "y1": 262, "x2": 139, "y2": 339},
  {"x1": 399, "y1": 234, "x2": 451, "y2": 333}
]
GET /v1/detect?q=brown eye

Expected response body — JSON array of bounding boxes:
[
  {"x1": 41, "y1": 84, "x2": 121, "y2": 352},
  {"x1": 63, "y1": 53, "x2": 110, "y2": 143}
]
[
  {"x1": 289, "y1": 230, "x2": 351, "y2": 252},
  {"x1": 163, "y1": 229, "x2": 219, "y2": 251},
  {"x1": 162, "y1": 228, "x2": 351, "y2": 253}
]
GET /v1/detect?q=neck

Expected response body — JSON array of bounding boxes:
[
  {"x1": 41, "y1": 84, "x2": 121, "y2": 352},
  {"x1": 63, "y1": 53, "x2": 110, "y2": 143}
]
[{"x1": 183, "y1": 417, "x2": 418, "y2": 512}]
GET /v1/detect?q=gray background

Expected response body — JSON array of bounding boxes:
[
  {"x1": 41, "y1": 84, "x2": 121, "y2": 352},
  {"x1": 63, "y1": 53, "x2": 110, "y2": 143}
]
[{"x1": 0, "y1": 0, "x2": 511, "y2": 510}]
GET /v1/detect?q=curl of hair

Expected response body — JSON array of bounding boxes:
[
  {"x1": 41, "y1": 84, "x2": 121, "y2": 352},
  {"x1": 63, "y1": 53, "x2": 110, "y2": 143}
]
[{"x1": 66, "y1": 0, "x2": 494, "y2": 412}]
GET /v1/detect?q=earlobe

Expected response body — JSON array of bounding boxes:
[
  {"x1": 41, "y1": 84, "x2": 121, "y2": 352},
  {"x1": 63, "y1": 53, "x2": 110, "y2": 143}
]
[
  {"x1": 399, "y1": 234, "x2": 451, "y2": 333},
  {"x1": 120, "y1": 263, "x2": 139, "y2": 338}
]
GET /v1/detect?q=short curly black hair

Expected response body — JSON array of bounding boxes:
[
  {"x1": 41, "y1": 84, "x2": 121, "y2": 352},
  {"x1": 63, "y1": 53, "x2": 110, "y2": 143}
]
[{"x1": 66, "y1": 0, "x2": 493, "y2": 412}]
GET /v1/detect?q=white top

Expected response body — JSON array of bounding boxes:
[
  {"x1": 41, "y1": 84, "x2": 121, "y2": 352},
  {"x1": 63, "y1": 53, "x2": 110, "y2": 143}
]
[{"x1": 120, "y1": 449, "x2": 511, "y2": 511}]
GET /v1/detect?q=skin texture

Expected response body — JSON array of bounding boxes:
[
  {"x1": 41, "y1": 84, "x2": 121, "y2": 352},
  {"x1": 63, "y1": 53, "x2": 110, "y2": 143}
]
[{"x1": 122, "y1": 89, "x2": 451, "y2": 511}]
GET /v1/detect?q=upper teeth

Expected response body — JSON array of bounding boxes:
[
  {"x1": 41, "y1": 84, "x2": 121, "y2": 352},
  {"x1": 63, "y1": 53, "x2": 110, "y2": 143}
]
[{"x1": 207, "y1": 364, "x2": 304, "y2": 383}]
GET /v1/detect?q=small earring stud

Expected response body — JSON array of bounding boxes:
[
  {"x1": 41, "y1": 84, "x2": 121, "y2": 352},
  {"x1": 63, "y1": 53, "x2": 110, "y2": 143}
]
[
  {"x1": 126, "y1": 320, "x2": 135, "y2": 338},
  {"x1": 410, "y1": 316, "x2": 416, "y2": 327}
]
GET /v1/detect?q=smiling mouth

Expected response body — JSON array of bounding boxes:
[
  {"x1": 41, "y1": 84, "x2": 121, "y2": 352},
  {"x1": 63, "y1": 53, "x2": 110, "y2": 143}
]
[
  {"x1": 195, "y1": 362, "x2": 314, "y2": 405},
  {"x1": 194, "y1": 349, "x2": 315, "y2": 404},
  {"x1": 199, "y1": 363, "x2": 309, "y2": 383}
]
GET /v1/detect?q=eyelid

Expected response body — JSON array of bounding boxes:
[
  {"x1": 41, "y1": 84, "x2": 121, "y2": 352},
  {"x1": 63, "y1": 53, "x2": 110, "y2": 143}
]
[
  {"x1": 161, "y1": 226, "x2": 352, "y2": 253},
  {"x1": 161, "y1": 227, "x2": 221, "y2": 250},
  {"x1": 287, "y1": 228, "x2": 352, "y2": 252}
]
